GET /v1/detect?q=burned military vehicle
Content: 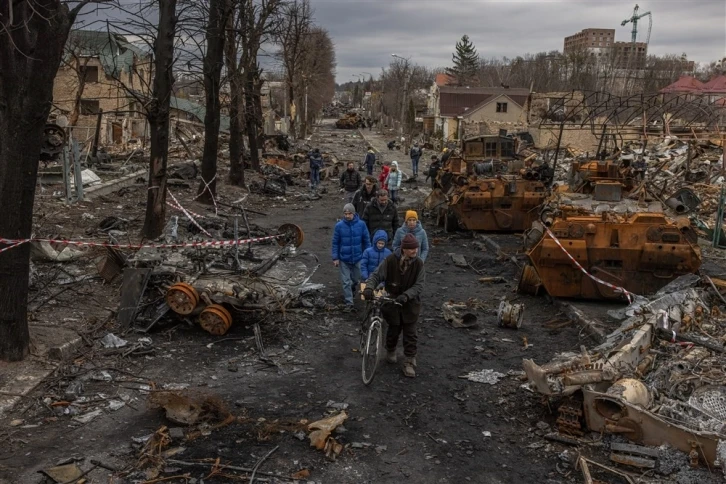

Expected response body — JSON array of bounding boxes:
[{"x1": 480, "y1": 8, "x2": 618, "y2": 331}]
[
  {"x1": 425, "y1": 134, "x2": 552, "y2": 232},
  {"x1": 518, "y1": 178, "x2": 701, "y2": 300}
]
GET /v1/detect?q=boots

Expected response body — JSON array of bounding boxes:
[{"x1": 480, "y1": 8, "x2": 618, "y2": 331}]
[
  {"x1": 403, "y1": 357, "x2": 416, "y2": 378},
  {"x1": 385, "y1": 349, "x2": 397, "y2": 364}
]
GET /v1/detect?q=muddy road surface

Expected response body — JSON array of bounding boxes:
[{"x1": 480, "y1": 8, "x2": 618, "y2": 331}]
[{"x1": 1, "y1": 121, "x2": 601, "y2": 484}]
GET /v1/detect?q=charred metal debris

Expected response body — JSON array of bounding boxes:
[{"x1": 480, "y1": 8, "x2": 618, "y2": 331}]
[
  {"x1": 522, "y1": 274, "x2": 726, "y2": 478},
  {"x1": 425, "y1": 90, "x2": 726, "y2": 302},
  {"x1": 112, "y1": 221, "x2": 317, "y2": 336}
]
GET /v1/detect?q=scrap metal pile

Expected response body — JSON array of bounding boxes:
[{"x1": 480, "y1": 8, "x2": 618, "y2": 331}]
[
  {"x1": 115, "y1": 223, "x2": 319, "y2": 335},
  {"x1": 522, "y1": 274, "x2": 726, "y2": 477}
]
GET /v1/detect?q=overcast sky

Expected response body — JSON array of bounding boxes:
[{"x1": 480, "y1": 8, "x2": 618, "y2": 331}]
[{"x1": 310, "y1": 0, "x2": 726, "y2": 84}]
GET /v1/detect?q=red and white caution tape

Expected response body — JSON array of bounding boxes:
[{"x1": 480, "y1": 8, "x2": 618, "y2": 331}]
[
  {"x1": 167, "y1": 190, "x2": 212, "y2": 237},
  {"x1": 0, "y1": 234, "x2": 283, "y2": 253},
  {"x1": 166, "y1": 200, "x2": 207, "y2": 220},
  {"x1": 0, "y1": 239, "x2": 31, "y2": 255},
  {"x1": 544, "y1": 225, "x2": 636, "y2": 303}
]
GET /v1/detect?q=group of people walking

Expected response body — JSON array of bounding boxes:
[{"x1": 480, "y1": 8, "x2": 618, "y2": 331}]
[
  {"x1": 311, "y1": 142, "x2": 441, "y2": 378},
  {"x1": 330, "y1": 177, "x2": 429, "y2": 378}
]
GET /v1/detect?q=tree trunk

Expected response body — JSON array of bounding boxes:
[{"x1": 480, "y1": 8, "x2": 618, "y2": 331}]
[
  {"x1": 198, "y1": 0, "x2": 229, "y2": 203},
  {"x1": 224, "y1": 6, "x2": 245, "y2": 187},
  {"x1": 244, "y1": 67, "x2": 260, "y2": 171},
  {"x1": 287, "y1": 81, "x2": 296, "y2": 138},
  {"x1": 142, "y1": 0, "x2": 178, "y2": 239},
  {"x1": 0, "y1": 1, "x2": 74, "y2": 361}
]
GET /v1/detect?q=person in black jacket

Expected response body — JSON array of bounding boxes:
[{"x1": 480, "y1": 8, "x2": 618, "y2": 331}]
[
  {"x1": 363, "y1": 233, "x2": 425, "y2": 378},
  {"x1": 340, "y1": 162, "x2": 362, "y2": 202},
  {"x1": 362, "y1": 189, "x2": 399, "y2": 243},
  {"x1": 352, "y1": 176, "x2": 378, "y2": 215}
]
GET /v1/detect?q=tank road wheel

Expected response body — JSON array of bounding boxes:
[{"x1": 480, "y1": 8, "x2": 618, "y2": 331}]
[
  {"x1": 166, "y1": 283, "x2": 199, "y2": 315},
  {"x1": 199, "y1": 304, "x2": 233, "y2": 336},
  {"x1": 277, "y1": 223, "x2": 305, "y2": 248}
]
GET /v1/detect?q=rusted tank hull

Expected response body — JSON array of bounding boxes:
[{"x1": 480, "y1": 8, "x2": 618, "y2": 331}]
[
  {"x1": 520, "y1": 213, "x2": 701, "y2": 299},
  {"x1": 443, "y1": 178, "x2": 548, "y2": 232}
]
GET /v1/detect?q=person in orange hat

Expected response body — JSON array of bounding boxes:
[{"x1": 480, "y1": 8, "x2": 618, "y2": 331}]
[{"x1": 392, "y1": 210, "x2": 429, "y2": 261}]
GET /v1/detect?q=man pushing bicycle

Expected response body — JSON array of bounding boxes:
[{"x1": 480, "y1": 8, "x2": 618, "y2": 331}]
[{"x1": 363, "y1": 233, "x2": 425, "y2": 378}]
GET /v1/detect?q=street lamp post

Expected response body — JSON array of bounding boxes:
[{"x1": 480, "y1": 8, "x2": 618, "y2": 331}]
[{"x1": 392, "y1": 54, "x2": 411, "y2": 148}]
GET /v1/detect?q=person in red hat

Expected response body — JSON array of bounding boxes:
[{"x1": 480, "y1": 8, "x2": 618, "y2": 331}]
[{"x1": 363, "y1": 233, "x2": 425, "y2": 378}]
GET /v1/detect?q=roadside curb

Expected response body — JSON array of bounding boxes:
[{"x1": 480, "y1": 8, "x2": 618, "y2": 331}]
[{"x1": 0, "y1": 357, "x2": 58, "y2": 420}]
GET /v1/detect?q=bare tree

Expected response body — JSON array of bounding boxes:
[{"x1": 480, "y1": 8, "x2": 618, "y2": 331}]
[
  {"x1": 0, "y1": 0, "x2": 99, "y2": 361},
  {"x1": 143, "y1": 0, "x2": 179, "y2": 237},
  {"x1": 197, "y1": 0, "x2": 232, "y2": 203},
  {"x1": 224, "y1": 0, "x2": 246, "y2": 186},
  {"x1": 296, "y1": 27, "x2": 335, "y2": 133},
  {"x1": 275, "y1": 0, "x2": 312, "y2": 138},
  {"x1": 239, "y1": 0, "x2": 283, "y2": 170}
]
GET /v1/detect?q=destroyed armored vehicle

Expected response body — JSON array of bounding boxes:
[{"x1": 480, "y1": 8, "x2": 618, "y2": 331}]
[
  {"x1": 425, "y1": 135, "x2": 551, "y2": 232},
  {"x1": 518, "y1": 184, "x2": 702, "y2": 300},
  {"x1": 335, "y1": 112, "x2": 364, "y2": 129}
]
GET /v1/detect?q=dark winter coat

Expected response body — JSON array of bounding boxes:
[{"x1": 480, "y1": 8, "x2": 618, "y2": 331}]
[
  {"x1": 340, "y1": 169, "x2": 362, "y2": 192},
  {"x1": 365, "y1": 249, "x2": 425, "y2": 325},
  {"x1": 309, "y1": 152, "x2": 323, "y2": 169},
  {"x1": 362, "y1": 198, "x2": 399, "y2": 242},
  {"x1": 410, "y1": 146, "x2": 422, "y2": 160},
  {"x1": 331, "y1": 213, "x2": 371, "y2": 264},
  {"x1": 361, "y1": 230, "x2": 393, "y2": 279},
  {"x1": 364, "y1": 151, "x2": 376, "y2": 168},
  {"x1": 352, "y1": 184, "x2": 378, "y2": 216}
]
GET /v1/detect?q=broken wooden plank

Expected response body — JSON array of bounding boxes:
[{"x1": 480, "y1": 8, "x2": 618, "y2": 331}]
[
  {"x1": 610, "y1": 453, "x2": 656, "y2": 469},
  {"x1": 610, "y1": 442, "x2": 659, "y2": 459}
]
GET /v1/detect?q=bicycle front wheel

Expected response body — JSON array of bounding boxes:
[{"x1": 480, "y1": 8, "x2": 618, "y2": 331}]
[{"x1": 362, "y1": 319, "x2": 382, "y2": 385}]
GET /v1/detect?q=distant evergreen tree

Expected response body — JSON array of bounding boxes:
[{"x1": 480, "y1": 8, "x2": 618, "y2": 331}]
[{"x1": 445, "y1": 35, "x2": 480, "y2": 86}]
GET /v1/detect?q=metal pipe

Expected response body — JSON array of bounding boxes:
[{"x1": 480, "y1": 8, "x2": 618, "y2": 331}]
[{"x1": 665, "y1": 197, "x2": 686, "y2": 214}]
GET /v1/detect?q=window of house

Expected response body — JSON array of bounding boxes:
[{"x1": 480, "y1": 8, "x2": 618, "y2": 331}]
[
  {"x1": 501, "y1": 140, "x2": 514, "y2": 158},
  {"x1": 79, "y1": 65, "x2": 98, "y2": 83},
  {"x1": 485, "y1": 142, "x2": 497, "y2": 157},
  {"x1": 496, "y1": 102, "x2": 508, "y2": 113},
  {"x1": 80, "y1": 99, "x2": 100, "y2": 115}
]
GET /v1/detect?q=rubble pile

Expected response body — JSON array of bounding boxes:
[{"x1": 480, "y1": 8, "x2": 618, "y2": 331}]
[{"x1": 522, "y1": 274, "x2": 726, "y2": 477}]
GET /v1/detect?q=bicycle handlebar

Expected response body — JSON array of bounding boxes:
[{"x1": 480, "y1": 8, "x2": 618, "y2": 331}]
[{"x1": 371, "y1": 296, "x2": 402, "y2": 307}]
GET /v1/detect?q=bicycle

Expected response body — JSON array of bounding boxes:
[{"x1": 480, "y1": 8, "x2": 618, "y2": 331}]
[{"x1": 360, "y1": 295, "x2": 400, "y2": 385}]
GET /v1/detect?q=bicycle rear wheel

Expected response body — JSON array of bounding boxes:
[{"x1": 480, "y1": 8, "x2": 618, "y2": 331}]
[{"x1": 362, "y1": 319, "x2": 382, "y2": 385}]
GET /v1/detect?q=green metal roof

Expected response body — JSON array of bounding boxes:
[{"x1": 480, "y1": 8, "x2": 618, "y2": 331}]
[
  {"x1": 66, "y1": 30, "x2": 149, "y2": 78},
  {"x1": 171, "y1": 96, "x2": 230, "y2": 133}
]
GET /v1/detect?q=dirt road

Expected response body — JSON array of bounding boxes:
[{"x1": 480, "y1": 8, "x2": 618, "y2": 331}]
[{"x1": 1, "y1": 121, "x2": 595, "y2": 484}]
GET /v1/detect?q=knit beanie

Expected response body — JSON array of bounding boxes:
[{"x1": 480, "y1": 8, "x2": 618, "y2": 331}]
[
  {"x1": 405, "y1": 210, "x2": 418, "y2": 221},
  {"x1": 401, "y1": 233, "x2": 419, "y2": 249},
  {"x1": 343, "y1": 203, "x2": 356, "y2": 214}
]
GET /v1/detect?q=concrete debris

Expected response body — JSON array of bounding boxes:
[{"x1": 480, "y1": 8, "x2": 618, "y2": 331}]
[
  {"x1": 30, "y1": 241, "x2": 84, "y2": 262},
  {"x1": 100, "y1": 332, "x2": 128, "y2": 348},
  {"x1": 459, "y1": 369, "x2": 506, "y2": 385}
]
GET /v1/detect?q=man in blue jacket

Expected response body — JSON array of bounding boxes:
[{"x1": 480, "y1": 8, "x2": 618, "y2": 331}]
[
  {"x1": 331, "y1": 203, "x2": 371, "y2": 312},
  {"x1": 308, "y1": 148, "x2": 323, "y2": 191}
]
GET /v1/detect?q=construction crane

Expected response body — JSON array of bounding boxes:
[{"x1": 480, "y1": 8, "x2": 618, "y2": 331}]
[{"x1": 621, "y1": 4, "x2": 652, "y2": 44}]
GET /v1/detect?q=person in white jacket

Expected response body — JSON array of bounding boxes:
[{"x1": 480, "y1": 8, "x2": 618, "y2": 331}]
[{"x1": 385, "y1": 161, "x2": 403, "y2": 204}]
